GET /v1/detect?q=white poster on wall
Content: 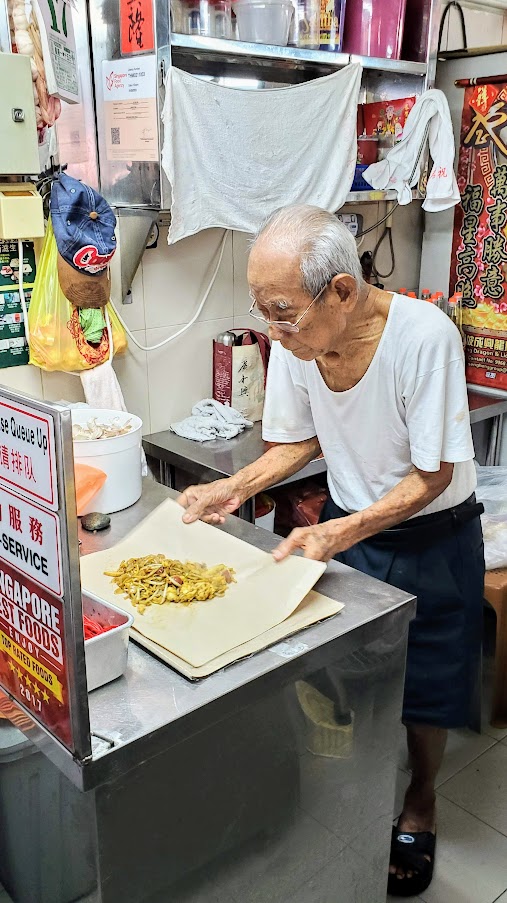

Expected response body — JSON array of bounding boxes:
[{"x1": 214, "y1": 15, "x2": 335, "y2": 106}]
[{"x1": 102, "y1": 56, "x2": 158, "y2": 162}]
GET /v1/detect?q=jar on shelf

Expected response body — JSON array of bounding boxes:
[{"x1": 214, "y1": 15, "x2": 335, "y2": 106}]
[
  {"x1": 210, "y1": 0, "x2": 233, "y2": 38},
  {"x1": 291, "y1": 0, "x2": 319, "y2": 49},
  {"x1": 175, "y1": 0, "x2": 212, "y2": 36}
]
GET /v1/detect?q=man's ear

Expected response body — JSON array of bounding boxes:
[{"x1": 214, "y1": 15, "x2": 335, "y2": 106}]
[{"x1": 329, "y1": 273, "x2": 358, "y2": 309}]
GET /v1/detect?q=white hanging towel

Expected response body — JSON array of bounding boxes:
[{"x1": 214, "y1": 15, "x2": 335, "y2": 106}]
[
  {"x1": 79, "y1": 359, "x2": 127, "y2": 412},
  {"x1": 363, "y1": 89, "x2": 461, "y2": 213},
  {"x1": 162, "y1": 63, "x2": 362, "y2": 243}
]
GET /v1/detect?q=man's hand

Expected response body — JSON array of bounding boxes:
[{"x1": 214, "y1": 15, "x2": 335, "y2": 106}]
[
  {"x1": 273, "y1": 518, "x2": 359, "y2": 563},
  {"x1": 177, "y1": 479, "x2": 243, "y2": 525}
]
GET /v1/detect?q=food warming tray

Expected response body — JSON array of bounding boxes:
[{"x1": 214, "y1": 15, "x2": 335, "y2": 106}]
[{"x1": 83, "y1": 591, "x2": 133, "y2": 692}]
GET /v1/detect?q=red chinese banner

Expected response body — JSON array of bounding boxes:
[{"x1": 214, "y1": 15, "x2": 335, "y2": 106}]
[
  {"x1": 120, "y1": 0, "x2": 155, "y2": 55},
  {"x1": 0, "y1": 560, "x2": 72, "y2": 748},
  {"x1": 450, "y1": 83, "x2": 507, "y2": 390}
]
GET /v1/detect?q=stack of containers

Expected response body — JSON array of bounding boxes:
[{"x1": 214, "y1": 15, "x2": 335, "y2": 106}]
[{"x1": 234, "y1": 0, "x2": 294, "y2": 44}]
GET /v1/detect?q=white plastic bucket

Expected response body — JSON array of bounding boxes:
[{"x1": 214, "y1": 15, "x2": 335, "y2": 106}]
[
  {"x1": 235, "y1": 1, "x2": 293, "y2": 44},
  {"x1": 72, "y1": 409, "x2": 143, "y2": 515}
]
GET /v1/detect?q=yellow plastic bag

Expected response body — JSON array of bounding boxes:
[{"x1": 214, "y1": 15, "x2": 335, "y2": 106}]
[{"x1": 28, "y1": 219, "x2": 127, "y2": 372}]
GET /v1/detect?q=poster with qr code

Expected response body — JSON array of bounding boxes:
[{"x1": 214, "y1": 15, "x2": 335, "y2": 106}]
[{"x1": 102, "y1": 57, "x2": 158, "y2": 162}]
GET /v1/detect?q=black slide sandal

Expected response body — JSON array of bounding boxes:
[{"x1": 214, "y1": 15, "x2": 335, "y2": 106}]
[{"x1": 387, "y1": 826, "x2": 437, "y2": 897}]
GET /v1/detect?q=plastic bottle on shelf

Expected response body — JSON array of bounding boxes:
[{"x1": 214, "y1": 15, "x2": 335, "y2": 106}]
[
  {"x1": 398, "y1": 287, "x2": 407, "y2": 296},
  {"x1": 435, "y1": 291, "x2": 445, "y2": 311},
  {"x1": 421, "y1": 288, "x2": 431, "y2": 301},
  {"x1": 448, "y1": 293, "x2": 464, "y2": 332},
  {"x1": 407, "y1": 291, "x2": 417, "y2": 298}
]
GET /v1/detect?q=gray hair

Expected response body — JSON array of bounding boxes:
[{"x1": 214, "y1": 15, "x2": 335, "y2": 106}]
[{"x1": 253, "y1": 204, "x2": 364, "y2": 297}]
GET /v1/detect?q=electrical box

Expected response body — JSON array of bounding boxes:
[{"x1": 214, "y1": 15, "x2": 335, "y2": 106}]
[
  {"x1": 336, "y1": 213, "x2": 363, "y2": 238},
  {"x1": 0, "y1": 54, "x2": 40, "y2": 175},
  {"x1": 0, "y1": 184, "x2": 44, "y2": 238}
]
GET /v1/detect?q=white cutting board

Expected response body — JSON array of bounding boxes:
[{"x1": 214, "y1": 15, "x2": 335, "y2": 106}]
[{"x1": 79, "y1": 498, "x2": 326, "y2": 668}]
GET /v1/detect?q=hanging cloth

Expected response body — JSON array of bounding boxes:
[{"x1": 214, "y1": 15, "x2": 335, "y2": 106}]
[
  {"x1": 162, "y1": 63, "x2": 363, "y2": 243},
  {"x1": 363, "y1": 88, "x2": 461, "y2": 213}
]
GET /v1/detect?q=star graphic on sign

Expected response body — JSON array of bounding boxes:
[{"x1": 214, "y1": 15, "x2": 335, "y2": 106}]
[
  {"x1": 32, "y1": 683, "x2": 40, "y2": 696},
  {"x1": 8, "y1": 661, "x2": 15, "y2": 672},
  {"x1": 24, "y1": 676, "x2": 32, "y2": 689},
  {"x1": 42, "y1": 689, "x2": 49, "y2": 703},
  {"x1": 16, "y1": 667, "x2": 22, "y2": 680}
]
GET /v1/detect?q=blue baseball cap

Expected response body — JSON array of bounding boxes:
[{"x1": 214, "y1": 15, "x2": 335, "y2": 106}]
[{"x1": 50, "y1": 173, "x2": 117, "y2": 308}]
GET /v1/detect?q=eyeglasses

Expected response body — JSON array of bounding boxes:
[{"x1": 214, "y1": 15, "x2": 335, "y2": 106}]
[{"x1": 248, "y1": 283, "x2": 328, "y2": 334}]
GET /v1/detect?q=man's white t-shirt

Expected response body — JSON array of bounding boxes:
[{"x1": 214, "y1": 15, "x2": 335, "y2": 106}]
[{"x1": 262, "y1": 293, "x2": 476, "y2": 517}]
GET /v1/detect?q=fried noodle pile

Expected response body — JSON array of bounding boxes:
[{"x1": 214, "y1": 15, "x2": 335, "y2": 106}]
[{"x1": 105, "y1": 554, "x2": 235, "y2": 614}]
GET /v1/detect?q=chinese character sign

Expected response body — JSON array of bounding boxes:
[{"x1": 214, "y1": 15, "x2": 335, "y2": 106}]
[
  {"x1": 450, "y1": 83, "x2": 507, "y2": 389},
  {"x1": 120, "y1": 0, "x2": 154, "y2": 54}
]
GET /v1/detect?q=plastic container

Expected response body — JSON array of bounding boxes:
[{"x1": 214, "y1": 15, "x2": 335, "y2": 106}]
[
  {"x1": 178, "y1": 0, "x2": 212, "y2": 35},
  {"x1": 0, "y1": 723, "x2": 95, "y2": 903},
  {"x1": 83, "y1": 591, "x2": 133, "y2": 692},
  {"x1": 235, "y1": 1, "x2": 293, "y2": 44},
  {"x1": 351, "y1": 164, "x2": 371, "y2": 192},
  {"x1": 255, "y1": 493, "x2": 276, "y2": 531},
  {"x1": 72, "y1": 408, "x2": 143, "y2": 515},
  {"x1": 357, "y1": 136, "x2": 378, "y2": 165},
  {"x1": 291, "y1": 0, "x2": 320, "y2": 48},
  {"x1": 343, "y1": 0, "x2": 407, "y2": 60},
  {"x1": 210, "y1": 0, "x2": 233, "y2": 37}
]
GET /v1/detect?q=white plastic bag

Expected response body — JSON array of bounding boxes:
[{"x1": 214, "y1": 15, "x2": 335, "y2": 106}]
[
  {"x1": 481, "y1": 514, "x2": 507, "y2": 570},
  {"x1": 475, "y1": 463, "x2": 507, "y2": 515},
  {"x1": 475, "y1": 463, "x2": 507, "y2": 569}
]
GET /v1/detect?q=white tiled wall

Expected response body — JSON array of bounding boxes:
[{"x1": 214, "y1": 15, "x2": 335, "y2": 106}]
[{"x1": 0, "y1": 210, "x2": 422, "y2": 435}]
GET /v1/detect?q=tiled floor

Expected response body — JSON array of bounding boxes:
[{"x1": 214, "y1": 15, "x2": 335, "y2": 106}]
[
  {"x1": 2, "y1": 618, "x2": 507, "y2": 903},
  {"x1": 387, "y1": 616, "x2": 507, "y2": 903}
]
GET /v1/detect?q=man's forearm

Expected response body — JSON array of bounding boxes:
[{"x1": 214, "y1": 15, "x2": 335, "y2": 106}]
[
  {"x1": 230, "y1": 437, "x2": 321, "y2": 502},
  {"x1": 347, "y1": 464, "x2": 454, "y2": 544}
]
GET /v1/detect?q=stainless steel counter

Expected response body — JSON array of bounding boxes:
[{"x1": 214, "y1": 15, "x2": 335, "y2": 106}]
[
  {"x1": 65, "y1": 479, "x2": 412, "y2": 790},
  {"x1": 4, "y1": 480, "x2": 415, "y2": 903}
]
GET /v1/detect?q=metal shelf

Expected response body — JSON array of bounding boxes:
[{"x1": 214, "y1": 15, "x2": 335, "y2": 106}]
[
  {"x1": 345, "y1": 190, "x2": 426, "y2": 204},
  {"x1": 170, "y1": 34, "x2": 428, "y2": 80}
]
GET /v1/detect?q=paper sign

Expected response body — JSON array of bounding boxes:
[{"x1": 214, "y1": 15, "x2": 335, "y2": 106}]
[
  {"x1": 0, "y1": 241, "x2": 35, "y2": 291},
  {"x1": 102, "y1": 57, "x2": 158, "y2": 162},
  {"x1": 0, "y1": 559, "x2": 72, "y2": 748},
  {"x1": 0, "y1": 486, "x2": 61, "y2": 596},
  {"x1": 34, "y1": 0, "x2": 79, "y2": 104},
  {"x1": 0, "y1": 399, "x2": 57, "y2": 510},
  {"x1": 120, "y1": 0, "x2": 155, "y2": 55}
]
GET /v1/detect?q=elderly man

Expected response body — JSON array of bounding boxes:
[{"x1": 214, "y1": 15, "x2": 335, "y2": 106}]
[{"x1": 178, "y1": 205, "x2": 484, "y2": 898}]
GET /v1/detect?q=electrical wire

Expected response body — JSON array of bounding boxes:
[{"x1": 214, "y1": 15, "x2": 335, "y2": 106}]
[
  {"x1": 18, "y1": 239, "x2": 30, "y2": 346},
  {"x1": 371, "y1": 224, "x2": 395, "y2": 279},
  {"x1": 356, "y1": 202, "x2": 400, "y2": 238},
  {"x1": 109, "y1": 229, "x2": 229, "y2": 353}
]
